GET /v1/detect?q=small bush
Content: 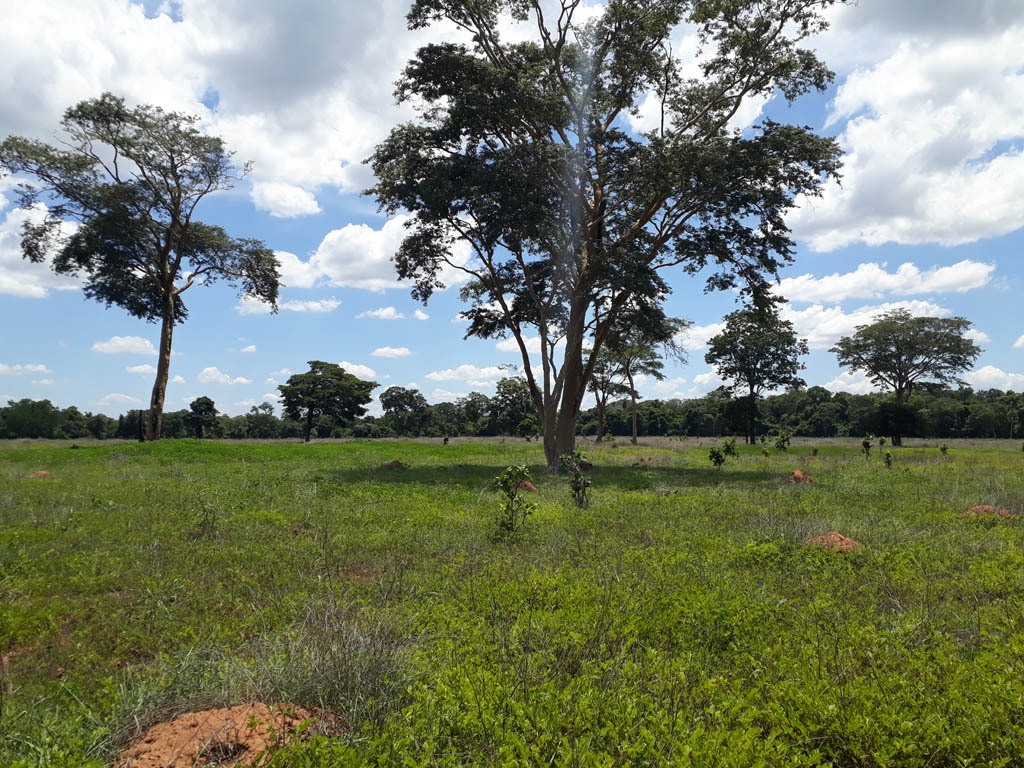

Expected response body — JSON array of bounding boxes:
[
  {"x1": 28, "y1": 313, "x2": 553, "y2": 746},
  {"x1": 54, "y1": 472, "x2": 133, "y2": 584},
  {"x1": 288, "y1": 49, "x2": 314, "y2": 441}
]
[
  {"x1": 558, "y1": 449, "x2": 592, "y2": 509},
  {"x1": 884, "y1": 451, "x2": 893, "y2": 468},
  {"x1": 708, "y1": 447, "x2": 726, "y2": 469},
  {"x1": 861, "y1": 435, "x2": 873, "y2": 459},
  {"x1": 492, "y1": 465, "x2": 536, "y2": 540},
  {"x1": 940, "y1": 443, "x2": 949, "y2": 456},
  {"x1": 773, "y1": 429, "x2": 792, "y2": 452},
  {"x1": 722, "y1": 437, "x2": 738, "y2": 458}
]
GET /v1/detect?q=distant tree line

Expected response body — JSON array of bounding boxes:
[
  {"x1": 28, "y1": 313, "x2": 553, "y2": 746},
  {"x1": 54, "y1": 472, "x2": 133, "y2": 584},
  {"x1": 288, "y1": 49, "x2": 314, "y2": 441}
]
[{"x1": 3, "y1": 381, "x2": 1022, "y2": 441}]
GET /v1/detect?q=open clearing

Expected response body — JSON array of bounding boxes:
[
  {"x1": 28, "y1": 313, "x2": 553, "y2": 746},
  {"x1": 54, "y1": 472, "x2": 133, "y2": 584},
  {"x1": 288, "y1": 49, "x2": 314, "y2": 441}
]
[{"x1": 1, "y1": 438, "x2": 1023, "y2": 766}]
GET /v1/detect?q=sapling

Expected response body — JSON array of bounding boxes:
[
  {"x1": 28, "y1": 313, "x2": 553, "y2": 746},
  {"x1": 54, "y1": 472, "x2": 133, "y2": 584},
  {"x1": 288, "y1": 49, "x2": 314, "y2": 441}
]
[
  {"x1": 559, "y1": 449, "x2": 592, "y2": 509},
  {"x1": 709, "y1": 447, "x2": 726, "y2": 469},
  {"x1": 492, "y1": 465, "x2": 536, "y2": 541},
  {"x1": 862, "y1": 436, "x2": 873, "y2": 459},
  {"x1": 723, "y1": 437, "x2": 738, "y2": 458},
  {"x1": 940, "y1": 444, "x2": 949, "y2": 456},
  {"x1": 884, "y1": 451, "x2": 893, "y2": 468}
]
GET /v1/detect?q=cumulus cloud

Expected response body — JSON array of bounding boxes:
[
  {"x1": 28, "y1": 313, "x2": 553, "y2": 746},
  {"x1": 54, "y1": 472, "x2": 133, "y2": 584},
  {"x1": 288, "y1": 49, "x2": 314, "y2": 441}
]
[
  {"x1": 689, "y1": 369, "x2": 726, "y2": 396},
  {"x1": 964, "y1": 365, "x2": 1024, "y2": 392},
  {"x1": 1014, "y1": 334, "x2": 1024, "y2": 350},
  {"x1": 372, "y1": 346, "x2": 411, "y2": 358},
  {"x1": 430, "y1": 388, "x2": 464, "y2": 402},
  {"x1": 198, "y1": 366, "x2": 251, "y2": 385},
  {"x1": 778, "y1": 260, "x2": 995, "y2": 304},
  {"x1": 780, "y1": 300, "x2": 951, "y2": 350},
  {"x1": 0, "y1": 363, "x2": 51, "y2": 375},
  {"x1": 250, "y1": 182, "x2": 321, "y2": 218},
  {"x1": 339, "y1": 360, "x2": 377, "y2": 379},
  {"x1": 426, "y1": 364, "x2": 506, "y2": 387},
  {"x1": 356, "y1": 306, "x2": 405, "y2": 320},
  {"x1": 790, "y1": 26, "x2": 1024, "y2": 251},
  {"x1": 32, "y1": 378, "x2": 55, "y2": 385},
  {"x1": 676, "y1": 323, "x2": 725, "y2": 351},
  {"x1": 964, "y1": 329, "x2": 991, "y2": 345},
  {"x1": 241, "y1": 344, "x2": 257, "y2": 353},
  {"x1": 126, "y1": 364, "x2": 156, "y2": 374},
  {"x1": 414, "y1": 309, "x2": 429, "y2": 320},
  {"x1": 171, "y1": 375, "x2": 185, "y2": 384},
  {"x1": 274, "y1": 251, "x2": 321, "y2": 289},
  {"x1": 93, "y1": 336, "x2": 157, "y2": 355},
  {"x1": 97, "y1": 393, "x2": 141, "y2": 407},
  {"x1": 235, "y1": 295, "x2": 340, "y2": 315},
  {"x1": 0, "y1": 204, "x2": 81, "y2": 298},
  {"x1": 824, "y1": 370, "x2": 878, "y2": 395}
]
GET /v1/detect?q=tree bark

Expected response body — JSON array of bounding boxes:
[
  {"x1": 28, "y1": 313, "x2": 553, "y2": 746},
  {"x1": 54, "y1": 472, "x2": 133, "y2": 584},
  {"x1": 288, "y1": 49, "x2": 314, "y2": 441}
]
[
  {"x1": 595, "y1": 398, "x2": 607, "y2": 442},
  {"x1": 628, "y1": 371, "x2": 638, "y2": 445},
  {"x1": 146, "y1": 295, "x2": 175, "y2": 441},
  {"x1": 547, "y1": 295, "x2": 588, "y2": 472},
  {"x1": 304, "y1": 409, "x2": 314, "y2": 443},
  {"x1": 747, "y1": 390, "x2": 757, "y2": 445}
]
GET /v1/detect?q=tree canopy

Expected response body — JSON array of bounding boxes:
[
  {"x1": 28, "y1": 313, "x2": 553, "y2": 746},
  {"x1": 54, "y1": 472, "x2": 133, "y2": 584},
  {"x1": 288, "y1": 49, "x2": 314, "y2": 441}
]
[
  {"x1": 370, "y1": 0, "x2": 843, "y2": 469},
  {"x1": 278, "y1": 361, "x2": 378, "y2": 442},
  {"x1": 705, "y1": 308, "x2": 808, "y2": 443},
  {"x1": 0, "y1": 93, "x2": 280, "y2": 440},
  {"x1": 830, "y1": 309, "x2": 982, "y2": 445}
]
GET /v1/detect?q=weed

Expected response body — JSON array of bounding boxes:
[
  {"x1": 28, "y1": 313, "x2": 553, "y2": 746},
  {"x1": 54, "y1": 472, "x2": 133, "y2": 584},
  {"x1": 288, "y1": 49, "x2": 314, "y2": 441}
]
[
  {"x1": 492, "y1": 465, "x2": 536, "y2": 540},
  {"x1": 558, "y1": 449, "x2": 592, "y2": 509}
]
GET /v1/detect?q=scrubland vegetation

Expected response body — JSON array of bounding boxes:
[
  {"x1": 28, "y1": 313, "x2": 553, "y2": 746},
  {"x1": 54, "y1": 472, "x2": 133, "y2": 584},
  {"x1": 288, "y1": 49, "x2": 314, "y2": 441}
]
[{"x1": 2, "y1": 438, "x2": 1023, "y2": 766}]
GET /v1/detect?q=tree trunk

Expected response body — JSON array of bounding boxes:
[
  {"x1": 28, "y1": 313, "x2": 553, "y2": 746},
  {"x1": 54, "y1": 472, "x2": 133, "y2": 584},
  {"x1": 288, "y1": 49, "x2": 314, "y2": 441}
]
[
  {"x1": 628, "y1": 372, "x2": 638, "y2": 445},
  {"x1": 595, "y1": 399, "x2": 606, "y2": 443},
  {"x1": 547, "y1": 295, "x2": 588, "y2": 472},
  {"x1": 892, "y1": 388, "x2": 905, "y2": 447},
  {"x1": 304, "y1": 409, "x2": 314, "y2": 443},
  {"x1": 747, "y1": 390, "x2": 757, "y2": 445},
  {"x1": 146, "y1": 296, "x2": 175, "y2": 441}
]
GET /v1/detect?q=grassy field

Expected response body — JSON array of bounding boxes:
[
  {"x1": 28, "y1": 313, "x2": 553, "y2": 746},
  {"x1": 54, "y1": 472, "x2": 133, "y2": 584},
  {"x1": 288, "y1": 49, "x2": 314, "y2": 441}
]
[{"x1": 1, "y1": 437, "x2": 1023, "y2": 767}]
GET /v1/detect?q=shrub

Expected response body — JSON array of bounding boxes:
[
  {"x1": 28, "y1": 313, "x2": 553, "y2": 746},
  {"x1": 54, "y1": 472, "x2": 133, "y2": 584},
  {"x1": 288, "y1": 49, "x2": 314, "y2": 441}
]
[
  {"x1": 708, "y1": 447, "x2": 726, "y2": 469},
  {"x1": 558, "y1": 449, "x2": 592, "y2": 509},
  {"x1": 492, "y1": 465, "x2": 536, "y2": 540},
  {"x1": 884, "y1": 451, "x2": 893, "y2": 468},
  {"x1": 773, "y1": 428, "x2": 792, "y2": 452},
  {"x1": 722, "y1": 437, "x2": 738, "y2": 458},
  {"x1": 861, "y1": 435, "x2": 873, "y2": 459}
]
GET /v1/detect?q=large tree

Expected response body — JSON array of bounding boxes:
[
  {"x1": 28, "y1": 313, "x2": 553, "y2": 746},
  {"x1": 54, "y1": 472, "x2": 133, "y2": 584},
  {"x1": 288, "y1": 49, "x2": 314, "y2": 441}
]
[
  {"x1": 278, "y1": 361, "x2": 378, "y2": 442},
  {"x1": 380, "y1": 386, "x2": 430, "y2": 436},
  {"x1": 185, "y1": 396, "x2": 219, "y2": 439},
  {"x1": 588, "y1": 347, "x2": 630, "y2": 442},
  {"x1": 831, "y1": 309, "x2": 982, "y2": 446},
  {"x1": 0, "y1": 93, "x2": 280, "y2": 441},
  {"x1": 370, "y1": 0, "x2": 842, "y2": 470},
  {"x1": 705, "y1": 308, "x2": 808, "y2": 444}
]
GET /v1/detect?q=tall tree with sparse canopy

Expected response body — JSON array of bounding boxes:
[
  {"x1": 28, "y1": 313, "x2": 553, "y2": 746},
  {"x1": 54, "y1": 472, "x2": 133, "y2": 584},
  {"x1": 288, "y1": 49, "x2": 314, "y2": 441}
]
[
  {"x1": 278, "y1": 361, "x2": 378, "y2": 442},
  {"x1": 0, "y1": 93, "x2": 280, "y2": 441},
  {"x1": 831, "y1": 309, "x2": 982, "y2": 446},
  {"x1": 588, "y1": 348, "x2": 630, "y2": 442},
  {"x1": 705, "y1": 308, "x2": 808, "y2": 444},
  {"x1": 370, "y1": 0, "x2": 843, "y2": 470}
]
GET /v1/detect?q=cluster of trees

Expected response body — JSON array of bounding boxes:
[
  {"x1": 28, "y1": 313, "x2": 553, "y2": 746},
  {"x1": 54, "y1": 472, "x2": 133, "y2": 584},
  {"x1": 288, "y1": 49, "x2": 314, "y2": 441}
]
[
  {"x1": 6, "y1": 382, "x2": 1021, "y2": 442},
  {"x1": 0, "y1": 3, "x2": 1001, "y2": 462}
]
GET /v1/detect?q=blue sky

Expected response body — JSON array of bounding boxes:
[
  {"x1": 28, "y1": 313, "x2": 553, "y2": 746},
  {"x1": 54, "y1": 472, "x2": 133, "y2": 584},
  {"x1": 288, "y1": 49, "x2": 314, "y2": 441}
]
[{"x1": 1, "y1": 0, "x2": 1023, "y2": 416}]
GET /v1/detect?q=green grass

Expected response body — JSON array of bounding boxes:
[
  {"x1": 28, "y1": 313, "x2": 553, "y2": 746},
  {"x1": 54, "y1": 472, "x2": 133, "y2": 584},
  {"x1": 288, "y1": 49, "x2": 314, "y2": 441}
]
[{"x1": 1, "y1": 437, "x2": 1023, "y2": 766}]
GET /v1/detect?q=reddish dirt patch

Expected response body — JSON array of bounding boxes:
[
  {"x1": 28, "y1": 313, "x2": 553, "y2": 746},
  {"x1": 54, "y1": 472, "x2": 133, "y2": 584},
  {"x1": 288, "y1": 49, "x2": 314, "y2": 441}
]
[
  {"x1": 27, "y1": 470, "x2": 52, "y2": 479},
  {"x1": 384, "y1": 460, "x2": 408, "y2": 470},
  {"x1": 117, "y1": 703, "x2": 311, "y2": 768},
  {"x1": 789, "y1": 469, "x2": 812, "y2": 485},
  {"x1": 806, "y1": 532, "x2": 862, "y2": 552},
  {"x1": 518, "y1": 481, "x2": 538, "y2": 492},
  {"x1": 963, "y1": 505, "x2": 1012, "y2": 518}
]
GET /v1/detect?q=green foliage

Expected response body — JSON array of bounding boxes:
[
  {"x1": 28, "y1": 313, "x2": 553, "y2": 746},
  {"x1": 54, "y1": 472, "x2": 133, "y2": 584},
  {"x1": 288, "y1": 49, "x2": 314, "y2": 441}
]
[
  {"x1": 862, "y1": 435, "x2": 873, "y2": 459},
  {"x1": 884, "y1": 450, "x2": 894, "y2": 468},
  {"x1": 941, "y1": 443, "x2": 949, "y2": 455},
  {"x1": 184, "y1": 396, "x2": 218, "y2": 439},
  {"x1": 773, "y1": 428, "x2": 793, "y2": 452},
  {"x1": 0, "y1": 93, "x2": 279, "y2": 440},
  {"x1": 278, "y1": 362, "x2": 377, "y2": 442},
  {"x1": 708, "y1": 446, "x2": 726, "y2": 469},
  {"x1": 722, "y1": 437, "x2": 738, "y2": 457},
  {"x1": 557, "y1": 449, "x2": 592, "y2": 509},
  {"x1": 491, "y1": 465, "x2": 536, "y2": 540}
]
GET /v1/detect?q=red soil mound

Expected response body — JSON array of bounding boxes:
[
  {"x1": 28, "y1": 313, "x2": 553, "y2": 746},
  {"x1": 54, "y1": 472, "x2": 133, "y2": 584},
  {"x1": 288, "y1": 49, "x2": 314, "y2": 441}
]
[
  {"x1": 385, "y1": 460, "x2": 407, "y2": 470},
  {"x1": 117, "y1": 702, "x2": 311, "y2": 768},
  {"x1": 27, "y1": 471, "x2": 52, "y2": 479},
  {"x1": 806, "y1": 532, "x2": 862, "y2": 552},
  {"x1": 789, "y1": 470, "x2": 812, "y2": 485},
  {"x1": 518, "y1": 480, "x2": 538, "y2": 492},
  {"x1": 963, "y1": 505, "x2": 1012, "y2": 518}
]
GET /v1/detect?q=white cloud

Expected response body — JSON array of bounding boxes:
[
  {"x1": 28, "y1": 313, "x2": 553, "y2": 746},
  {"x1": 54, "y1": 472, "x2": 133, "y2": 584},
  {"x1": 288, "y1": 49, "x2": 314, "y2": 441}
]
[
  {"x1": 791, "y1": 28, "x2": 1024, "y2": 250},
  {"x1": 241, "y1": 344, "x2": 257, "y2": 353},
  {"x1": 372, "y1": 346, "x2": 411, "y2": 358},
  {"x1": 414, "y1": 309, "x2": 429, "y2": 320},
  {"x1": 274, "y1": 251, "x2": 320, "y2": 289},
  {"x1": 235, "y1": 295, "x2": 340, "y2": 315},
  {"x1": 97, "y1": 393, "x2": 141, "y2": 407},
  {"x1": 356, "y1": 306, "x2": 405, "y2": 320},
  {"x1": 312, "y1": 214, "x2": 473, "y2": 293},
  {"x1": 689, "y1": 370, "x2": 726, "y2": 396},
  {"x1": 430, "y1": 388, "x2": 464, "y2": 402},
  {"x1": 778, "y1": 260, "x2": 995, "y2": 304},
  {"x1": 126, "y1": 364, "x2": 157, "y2": 374},
  {"x1": 0, "y1": 204, "x2": 82, "y2": 298},
  {"x1": 171, "y1": 375, "x2": 185, "y2": 384},
  {"x1": 676, "y1": 323, "x2": 724, "y2": 351},
  {"x1": 339, "y1": 360, "x2": 377, "y2": 380},
  {"x1": 262, "y1": 392, "x2": 281, "y2": 403},
  {"x1": 824, "y1": 370, "x2": 878, "y2": 395},
  {"x1": 0, "y1": 363, "x2": 51, "y2": 375},
  {"x1": 426, "y1": 363, "x2": 506, "y2": 387},
  {"x1": 964, "y1": 365, "x2": 1024, "y2": 392},
  {"x1": 32, "y1": 378, "x2": 54, "y2": 386},
  {"x1": 964, "y1": 329, "x2": 991, "y2": 345},
  {"x1": 197, "y1": 366, "x2": 252, "y2": 385},
  {"x1": 497, "y1": 336, "x2": 542, "y2": 355},
  {"x1": 92, "y1": 336, "x2": 157, "y2": 355},
  {"x1": 250, "y1": 182, "x2": 321, "y2": 218},
  {"x1": 780, "y1": 300, "x2": 951, "y2": 350},
  {"x1": 1014, "y1": 334, "x2": 1024, "y2": 350}
]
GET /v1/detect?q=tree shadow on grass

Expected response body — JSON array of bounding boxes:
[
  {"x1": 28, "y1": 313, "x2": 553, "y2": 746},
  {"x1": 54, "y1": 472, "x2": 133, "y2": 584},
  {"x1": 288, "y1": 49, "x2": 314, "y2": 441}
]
[{"x1": 315, "y1": 463, "x2": 780, "y2": 492}]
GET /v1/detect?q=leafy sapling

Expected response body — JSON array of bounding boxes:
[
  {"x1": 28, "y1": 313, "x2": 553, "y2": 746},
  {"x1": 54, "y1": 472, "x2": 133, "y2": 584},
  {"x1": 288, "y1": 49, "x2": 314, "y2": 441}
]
[
  {"x1": 559, "y1": 449, "x2": 593, "y2": 509},
  {"x1": 492, "y1": 465, "x2": 536, "y2": 541},
  {"x1": 722, "y1": 438, "x2": 738, "y2": 458},
  {"x1": 709, "y1": 447, "x2": 727, "y2": 470},
  {"x1": 884, "y1": 451, "x2": 893, "y2": 469},
  {"x1": 862, "y1": 436, "x2": 873, "y2": 460},
  {"x1": 773, "y1": 429, "x2": 792, "y2": 452}
]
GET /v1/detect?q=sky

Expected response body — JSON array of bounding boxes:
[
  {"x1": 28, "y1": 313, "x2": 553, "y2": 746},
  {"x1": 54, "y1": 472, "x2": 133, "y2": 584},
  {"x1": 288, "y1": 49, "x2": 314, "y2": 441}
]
[{"x1": 1, "y1": 0, "x2": 1023, "y2": 416}]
